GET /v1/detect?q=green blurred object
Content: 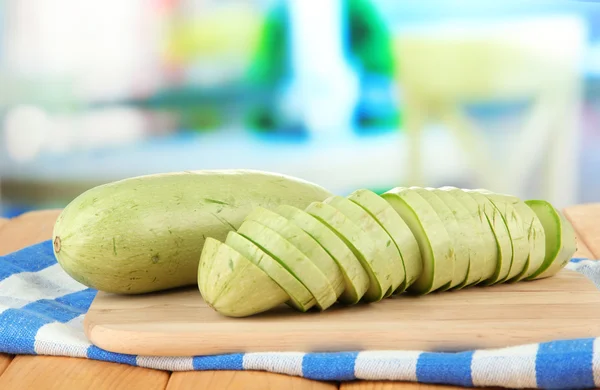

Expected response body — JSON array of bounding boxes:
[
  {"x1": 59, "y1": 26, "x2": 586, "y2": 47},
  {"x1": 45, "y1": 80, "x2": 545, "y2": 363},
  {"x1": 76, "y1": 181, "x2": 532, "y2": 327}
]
[
  {"x1": 348, "y1": 0, "x2": 395, "y2": 76},
  {"x1": 245, "y1": 2, "x2": 290, "y2": 86},
  {"x1": 244, "y1": 0, "x2": 401, "y2": 133},
  {"x1": 91, "y1": 0, "x2": 402, "y2": 135}
]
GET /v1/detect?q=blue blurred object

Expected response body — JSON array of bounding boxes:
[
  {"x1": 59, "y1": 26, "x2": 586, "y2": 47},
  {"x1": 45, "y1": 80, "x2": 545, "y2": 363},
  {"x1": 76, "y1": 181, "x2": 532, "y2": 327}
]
[{"x1": 1, "y1": 205, "x2": 32, "y2": 219}]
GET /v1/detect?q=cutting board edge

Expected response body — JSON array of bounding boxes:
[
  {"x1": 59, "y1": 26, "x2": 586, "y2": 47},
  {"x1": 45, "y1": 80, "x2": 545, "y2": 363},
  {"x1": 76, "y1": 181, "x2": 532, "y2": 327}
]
[
  {"x1": 83, "y1": 320, "x2": 600, "y2": 357},
  {"x1": 82, "y1": 269, "x2": 600, "y2": 357}
]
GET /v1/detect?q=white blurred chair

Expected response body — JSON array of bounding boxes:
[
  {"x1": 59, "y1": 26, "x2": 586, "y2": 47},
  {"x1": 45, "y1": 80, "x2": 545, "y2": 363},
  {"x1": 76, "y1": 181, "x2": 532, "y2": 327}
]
[{"x1": 393, "y1": 16, "x2": 586, "y2": 207}]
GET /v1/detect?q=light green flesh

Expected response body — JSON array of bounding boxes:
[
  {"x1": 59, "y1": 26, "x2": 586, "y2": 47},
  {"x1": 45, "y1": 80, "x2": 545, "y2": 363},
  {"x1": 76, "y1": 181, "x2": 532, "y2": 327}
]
[
  {"x1": 198, "y1": 237, "x2": 220, "y2": 299},
  {"x1": 410, "y1": 188, "x2": 466, "y2": 290},
  {"x1": 305, "y1": 201, "x2": 390, "y2": 302},
  {"x1": 323, "y1": 195, "x2": 403, "y2": 296},
  {"x1": 525, "y1": 200, "x2": 576, "y2": 279},
  {"x1": 245, "y1": 207, "x2": 345, "y2": 298},
  {"x1": 237, "y1": 220, "x2": 338, "y2": 310},
  {"x1": 477, "y1": 192, "x2": 530, "y2": 283},
  {"x1": 427, "y1": 188, "x2": 487, "y2": 288},
  {"x1": 347, "y1": 189, "x2": 422, "y2": 292},
  {"x1": 462, "y1": 190, "x2": 511, "y2": 284},
  {"x1": 515, "y1": 202, "x2": 545, "y2": 279},
  {"x1": 439, "y1": 186, "x2": 497, "y2": 287},
  {"x1": 381, "y1": 189, "x2": 454, "y2": 294},
  {"x1": 457, "y1": 264, "x2": 472, "y2": 290},
  {"x1": 482, "y1": 192, "x2": 546, "y2": 279},
  {"x1": 198, "y1": 238, "x2": 288, "y2": 317},
  {"x1": 275, "y1": 205, "x2": 369, "y2": 304},
  {"x1": 224, "y1": 231, "x2": 315, "y2": 311}
]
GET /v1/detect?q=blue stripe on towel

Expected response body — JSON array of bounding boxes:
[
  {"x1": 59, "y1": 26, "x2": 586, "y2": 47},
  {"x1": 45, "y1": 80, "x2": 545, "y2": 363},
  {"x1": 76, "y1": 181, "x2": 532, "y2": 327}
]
[
  {"x1": 416, "y1": 351, "x2": 474, "y2": 387},
  {"x1": 536, "y1": 338, "x2": 595, "y2": 389},
  {"x1": 0, "y1": 240, "x2": 56, "y2": 281},
  {"x1": 193, "y1": 354, "x2": 244, "y2": 370},
  {"x1": 302, "y1": 352, "x2": 359, "y2": 381}
]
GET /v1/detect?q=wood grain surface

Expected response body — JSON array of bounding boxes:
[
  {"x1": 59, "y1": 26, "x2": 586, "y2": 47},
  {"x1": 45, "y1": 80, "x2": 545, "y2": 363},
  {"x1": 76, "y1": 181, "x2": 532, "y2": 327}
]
[
  {"x1": 0, "y1": 209, "x2": 62, "y2": 255},
  {"x1": 564, "y1": 205, "x2": 600, "y2": 259},
  {"x1": 0, "y1": 204, "x2": 599, "y2": 389},
  {"x1": 84, "y1": 268, "x2": 600, "y2": 357},
  {"x1": 167, "y1": 371, "x2": 337, "y2": 390},
  {"x1": 573, "y1": 233, "x2": 595, "y2": 260},
  {"x1": 0, "y1": 355, "x2": 12, "y2": 376},
  {"x1": 564, "y1": 207, "x2": 594, "y2": 260},
  {"x1": 0, "y1": 355, "x2": 169, "y2": 390}
]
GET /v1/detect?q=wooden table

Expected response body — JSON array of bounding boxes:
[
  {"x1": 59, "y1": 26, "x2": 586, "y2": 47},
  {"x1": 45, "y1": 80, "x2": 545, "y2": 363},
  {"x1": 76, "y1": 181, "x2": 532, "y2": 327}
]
[{"x1": 0, "y1": 205, "x2": 598, "y2": 390}]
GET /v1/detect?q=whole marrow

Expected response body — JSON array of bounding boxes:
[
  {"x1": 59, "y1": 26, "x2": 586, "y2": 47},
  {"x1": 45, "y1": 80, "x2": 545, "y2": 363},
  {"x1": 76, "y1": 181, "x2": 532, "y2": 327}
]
[{"x1": 52, "y1": 169, "x2": 332, "y2": 294}]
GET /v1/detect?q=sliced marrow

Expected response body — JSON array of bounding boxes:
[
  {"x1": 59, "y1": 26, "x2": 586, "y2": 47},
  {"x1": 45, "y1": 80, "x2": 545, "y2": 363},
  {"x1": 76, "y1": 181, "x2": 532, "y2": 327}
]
[
  {"x1": 524, "y1": 200, "x2": 576, "y2": 279},
  {"x1": 245, "y1": 206, "x2": 345, "y2": 298},
  {"x1": 276, "y1": 205, "x2": 370, "y2": 304},
  {"x1": 305, "y1": 201, "x2": 392, "y2": 302},
  {"x1": 439, "y1": 186, "x2": 497, "y2": 287},
  {"x1": 347, "y1": 188, "x2": 422, "y2": 292},
  {"x1": 225, "y1": 231, "x2": 315, "y2": 311},
  {"x1": 472, "y1": 191, "x2": 530, "y2": 282},
  {"x1": 428, "y1": 187, "x2": 487, "y2": 288},
  {"x1": 381, "y1": 188, "x2": 454, "y2": 294},
  {"x1": 409, "y1": 187, "x2": 468, "y2": 290},
  {"x1": 237, "y1": 220, "x2": 338, "y2": 310},
  {"x1": 198, "y1": 237, "x2": 288, "y2": 317},
  {"x1": 475, "y1": 190, "x2": 546, "y2": 280},
  {"x1": 323, "y1": 195, "x2": 405, "y2": 296}
]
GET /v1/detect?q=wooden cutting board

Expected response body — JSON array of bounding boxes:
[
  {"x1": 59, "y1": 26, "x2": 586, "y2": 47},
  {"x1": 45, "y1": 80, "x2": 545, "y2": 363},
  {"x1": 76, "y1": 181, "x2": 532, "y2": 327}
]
[{"x1": 83, "y1": 268, "x2": 600, "y2": 356}]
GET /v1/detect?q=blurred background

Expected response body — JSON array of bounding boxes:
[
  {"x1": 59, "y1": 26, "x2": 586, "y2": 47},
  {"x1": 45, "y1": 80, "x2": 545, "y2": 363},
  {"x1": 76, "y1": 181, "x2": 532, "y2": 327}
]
[{"x1": 0, "y1": 0, "x2": 599, "y2": 217}]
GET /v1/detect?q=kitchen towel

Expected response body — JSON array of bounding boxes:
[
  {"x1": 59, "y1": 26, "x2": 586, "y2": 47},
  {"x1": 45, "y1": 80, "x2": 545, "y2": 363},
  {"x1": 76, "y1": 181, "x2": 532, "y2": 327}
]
[{"x1": 1, "y1": 240, "x2": 599, "y2": 389}]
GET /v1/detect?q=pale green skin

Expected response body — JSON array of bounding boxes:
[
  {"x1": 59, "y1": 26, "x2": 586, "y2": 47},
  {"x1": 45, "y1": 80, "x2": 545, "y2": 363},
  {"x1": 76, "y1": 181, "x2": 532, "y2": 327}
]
[
  {"x1": 275, "y1": 205, "x2": 370, "y2": 304},
  {"x1": 237, "y1": 220, "x2": 338, "y2": 310},
  {"x1": 347, "y1": 189, "x2": 422, "y2": 292},
  {"x1": 225, "y1": 231, "x2": 315, "y2": 311},
  {"x1": 198, "y1": 238, "x2": 288, "y2": 317},
  {"x1": 52, "y1": 169, "x2": 332, "y2": 294},
  {"x1": 473, "y1": 192, "x2": 530, "y2": 283},
  {"x1": 244, "y1": 207, "x2": 345, "y2": 298},
  {"x1": 410, "y1": 187, "x2": 468, "y2": 290},
  {"x1": 323, "y1": 195, "x2": 404, "y2": 296},
  {"x1": 525, "y1": 200, "x2": 576, "y2": 280},
  {"x1": 305, "y1": 201, "x2": 391, "y2": 302},
  {"x1": 463, "y1": 190, "x2": 512, "y2": 284},
  {"x1": 381, "y1": 188, "x2": 454, "y2": 294},
  {"x1": 513, "y1": 201, "x2": 546, "y2": 279},
  {"x1": 438, "y1": 187, "x2": 496, "y2": 287},
  {"x1": 474, "y1": 190, "x2": 546, "y2": 280},
  {"x1": 427, "y1": 188, "x2": 487, "y2": 288}
]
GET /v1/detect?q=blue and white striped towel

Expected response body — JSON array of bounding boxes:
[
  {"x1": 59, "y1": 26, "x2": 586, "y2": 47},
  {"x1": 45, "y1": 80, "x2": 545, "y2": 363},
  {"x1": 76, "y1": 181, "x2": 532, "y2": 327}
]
[{"x1": 1, "y1": 240, "x2": 599, "y2": 389}]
